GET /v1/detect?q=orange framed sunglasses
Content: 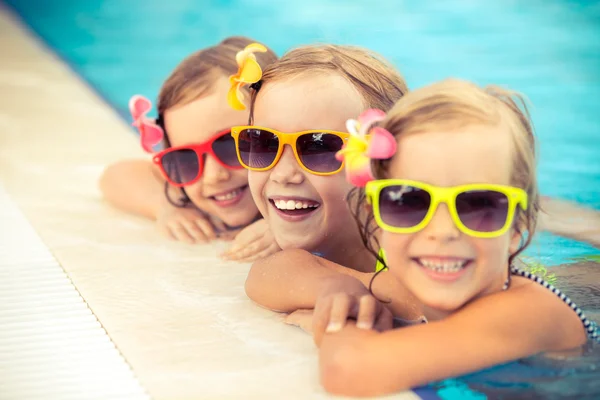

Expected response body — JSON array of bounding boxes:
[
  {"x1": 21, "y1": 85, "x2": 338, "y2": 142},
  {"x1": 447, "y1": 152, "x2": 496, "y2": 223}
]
[{"x1": 230, "y1": 126, "x2": 350, "y2": 175}]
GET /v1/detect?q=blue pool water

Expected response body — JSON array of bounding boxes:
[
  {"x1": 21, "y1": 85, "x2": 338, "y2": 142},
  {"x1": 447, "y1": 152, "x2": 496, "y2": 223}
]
[
  {"x1": 4, "y1": 0, "x2": 598, "y2": 265},
  {"x1": 5, "y1": 0, "x2": 599, "y2": 398}
]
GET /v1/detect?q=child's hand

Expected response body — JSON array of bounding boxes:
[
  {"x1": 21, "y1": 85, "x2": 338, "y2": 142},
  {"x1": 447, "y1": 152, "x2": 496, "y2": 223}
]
[
  {"x1": 311, "y1": 291, "x2": 393, "y2": 346},
  {"x1": 219, "y1": 219, "x2": 281, "y2": 262},
  {"x1": 156, "y1": 198, "x2": 226, "y2": 244},
  {"x1": 285, "y1": 309, "x2": 315, "y2": 334}
]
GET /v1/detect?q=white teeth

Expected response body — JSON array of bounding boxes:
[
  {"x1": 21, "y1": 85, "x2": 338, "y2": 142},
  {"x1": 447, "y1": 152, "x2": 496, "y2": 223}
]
[
  {"x1": 419, "y1": 259, "x2": 468, "y2": 273},
  {"x1": 273, "y1": 199, "x2": 319, "y2": 210},
  {"x1": 214, "y1": 188, "x2": 242, "y2": 201}
]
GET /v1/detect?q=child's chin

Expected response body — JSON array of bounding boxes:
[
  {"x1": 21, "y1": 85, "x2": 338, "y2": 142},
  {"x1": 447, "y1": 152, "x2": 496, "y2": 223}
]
[
  {"x1": 274, "y1": 232, "x2": 323, "y2": 253},
  {"x1": 421, "y1": 295, "x2": 468, "y2": 314}
]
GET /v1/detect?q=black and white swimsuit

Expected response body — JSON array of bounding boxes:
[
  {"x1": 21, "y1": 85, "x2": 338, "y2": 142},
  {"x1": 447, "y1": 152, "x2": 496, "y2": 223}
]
[
  {"x1": 510, "y1": 266, "x2": 598, "y2": 341},
  {"x1": 394, "y1": 266, "x2": 598, "y2": 341}
]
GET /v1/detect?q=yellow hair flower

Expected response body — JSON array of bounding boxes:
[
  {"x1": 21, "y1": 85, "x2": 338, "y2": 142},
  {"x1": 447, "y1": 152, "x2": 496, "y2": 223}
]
[
  {"x1": 336, "y1": 109, "x2": 396, "y2": 187},
  {"x1": 227, "y1": 43, "x2": 267, "y2": 110}
]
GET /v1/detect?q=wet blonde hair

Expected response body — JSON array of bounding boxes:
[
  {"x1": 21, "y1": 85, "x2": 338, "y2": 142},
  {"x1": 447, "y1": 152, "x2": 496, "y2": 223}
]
[
  {"x1": 357, "y1": 79, "x2": 539, "y2": 266},
  {"x1": 248, "y1": 44, "x2": 408, "y2": 123},
  {"x1": 157, "y1": 36, "x2": 278, "y2": 146}
]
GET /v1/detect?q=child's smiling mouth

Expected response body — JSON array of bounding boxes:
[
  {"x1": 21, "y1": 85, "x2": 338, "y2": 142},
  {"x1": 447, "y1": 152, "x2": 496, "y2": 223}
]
[
  {"x1": 412, "y1": 257, "x2": 473, "y2": 281},
  {"x1": 207, "y1": 184, "x2": 248, "y2": 207},
  {"x1": 268, "y1": 197, "x2": 321, "y2": 222}
]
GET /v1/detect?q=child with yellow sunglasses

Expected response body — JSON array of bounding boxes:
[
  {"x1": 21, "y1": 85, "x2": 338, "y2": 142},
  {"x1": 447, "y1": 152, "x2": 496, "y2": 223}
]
[{"x1": 281, "y1": 79, "x2": 597, "y2": 396}]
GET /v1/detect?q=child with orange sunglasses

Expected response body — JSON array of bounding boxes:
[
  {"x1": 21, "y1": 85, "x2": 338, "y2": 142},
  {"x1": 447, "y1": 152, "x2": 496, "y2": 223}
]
[
  {"x1": 218, "y1": 43, "x2": 420, "y2": 321},
  {"x1": 274, "y1": 79, "x2": 598, "y2": 396},
  {"x1": 220, "y1": 44, "x2": 406, "y2": 267},
  {"x1": 99, "y1": 37, "x2": 280, "y2": 261}
]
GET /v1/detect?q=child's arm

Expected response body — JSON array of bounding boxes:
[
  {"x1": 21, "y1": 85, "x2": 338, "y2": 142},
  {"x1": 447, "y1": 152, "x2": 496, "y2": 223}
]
[
  {"x1": 540, "y1": 196, "x2": 600, "y2": 248},
  {"x1": 318, "y1": 280, "x2": 587, "y2": 397},
  {"x1": 99, "y1": 160, "x2": 223, "y2": 243},
  {"x1": 245, "y1": 249, "x2": 372, "y2": 312},
  {"x1": 99, "y1": 159, "x2": 164, "y2": 219},
  {"x1": 245, "y1": 249, "x2": 421, "y2": 320}
]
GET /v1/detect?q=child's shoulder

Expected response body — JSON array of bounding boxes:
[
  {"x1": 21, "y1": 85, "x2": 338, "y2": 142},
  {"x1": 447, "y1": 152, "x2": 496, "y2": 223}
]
[
  {"x1": 508, "y1": 268, "x2": 571, "y2": 306},
  {"x1": 507, "y1": 268, "x2": 596, "y2": 343}
]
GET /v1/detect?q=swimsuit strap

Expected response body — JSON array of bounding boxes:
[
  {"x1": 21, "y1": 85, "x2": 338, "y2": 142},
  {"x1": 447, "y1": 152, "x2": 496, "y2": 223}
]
[
  {"x1": 502, "y1": 273, "x2": 511, "y2": 291},
  {"x1": 510, "y1": 266, "x2": 598, "y2": 341},
  {"x1": 375, "y1": 248, "x2": 386, "y2": 273}
]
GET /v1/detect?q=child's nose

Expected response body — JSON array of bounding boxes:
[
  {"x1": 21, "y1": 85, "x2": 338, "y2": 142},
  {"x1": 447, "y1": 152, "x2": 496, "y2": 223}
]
[
  {"x1": 422, "y1": 203, "x2": 460, "y2": 242},
  {"x1": 202, "y1": 154, "x2": 231, "y2": 184},
  {"x1": 269, "y1": 145, "x2": 304, "y2": 185}
]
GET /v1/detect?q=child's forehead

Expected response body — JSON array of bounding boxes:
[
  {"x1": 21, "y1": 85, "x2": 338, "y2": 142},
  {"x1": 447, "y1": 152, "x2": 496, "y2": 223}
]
[
  {"x1": 164, "y1": 93, "x2": 247, "y2": 146},
  {"x1": 389, "y1": 126, "x2": 513, "y2": 186},
  {"x1": 254, "y1": 74, "x2": 364, "y2": 131}
]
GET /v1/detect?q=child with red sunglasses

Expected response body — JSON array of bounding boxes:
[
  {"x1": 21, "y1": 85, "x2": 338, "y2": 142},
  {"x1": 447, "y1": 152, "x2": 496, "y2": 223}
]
[
  {"x1": 286, "y1": 79, "x2": 597, "y2": 396},
  {"x1": 99, "y1": 37, "x2": 280, "y2": 261}
]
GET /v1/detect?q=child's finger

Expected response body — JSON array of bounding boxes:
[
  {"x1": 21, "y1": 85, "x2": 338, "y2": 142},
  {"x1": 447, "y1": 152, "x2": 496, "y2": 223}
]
[
  {"x1": 356, "y1": 295, "x2": 377, "y2": 330},
  {"x1": 222, "y1": 238, "x2": 260, "y2": 260},
  {"x1": 260, "y1": 242, "x2": 281, "y2": 258},
  {"x1": 374, "y1": 306, "x2": 393, "y2": 332},
  {"x1": 157, "y1": 223, "x2": 175, "y2": 240},
  {"x1": 221, "y1": 249, "x2": 249, "y2": 261},
  {"x1": 326, "y1": 294, "x2": 352, "y2": 334},
  {"x1": 220, "y1": 229, "x2": 253, "y2": 254},
  {"x1": 195, "y1": 219, "x2": 217, "y2": 240},
  {"x1": 230, "y1": 243, "x2": 260, "y2": 260},
  {"x1": 221, "y1": 245, "x2": 248, "y2": 260},
  {"x1": 181, "y1": 220, "x2": 208, "y2": 243},
  {"x1": 234, "y1": 243, "x2": 280, "y2": 263},
  {"x1": 234, "y1": 241, "x2": 263, "y2": 259},
  {"x1": 168, "y1": 223, "x2": 195, "y2": 244},
  {"x1": 285, "y1": 309, "x2": 314, "y2": 334},
  {"x1": 312, "y1": 297, "x2": 334, "y2": 346},
  {"x1": 217, "y1": 229, "x2": 240, "y2": 241}
]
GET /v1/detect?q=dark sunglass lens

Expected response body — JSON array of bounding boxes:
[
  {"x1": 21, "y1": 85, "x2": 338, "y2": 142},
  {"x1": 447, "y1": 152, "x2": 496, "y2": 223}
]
[
  {"x1": 211, "y1": 133, "x2": 240, "y2": 167},
  {"x1": 161, "y1": 149, "x2": 200, "y2": 184},
  {"x1": 456, "y1": 190, "x2": 509, "y2": 232},
  {"x1": 379, "y1": 185, "x2": 431, "y2": 228},
  {"x1": 238, "y1": 128, "x2": 279, "y2": 168},
  {"x1": 296, "y1": 133, "x2": 344, "y2": 173}
]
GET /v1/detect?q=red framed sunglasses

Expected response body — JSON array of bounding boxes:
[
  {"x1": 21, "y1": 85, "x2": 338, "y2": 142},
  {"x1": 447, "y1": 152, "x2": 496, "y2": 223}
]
[{"x1": 153, "y1": 129, "x2": 243, "y2": 187}]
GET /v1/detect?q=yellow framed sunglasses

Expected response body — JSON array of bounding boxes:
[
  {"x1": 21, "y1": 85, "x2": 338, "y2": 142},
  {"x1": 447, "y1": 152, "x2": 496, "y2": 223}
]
[
  {"x1": 230, "y1": 126, "x2": 349, "y2": 175},
  {"x1": 365, "y1": 179, "x2": 528, "y2": 238}
]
